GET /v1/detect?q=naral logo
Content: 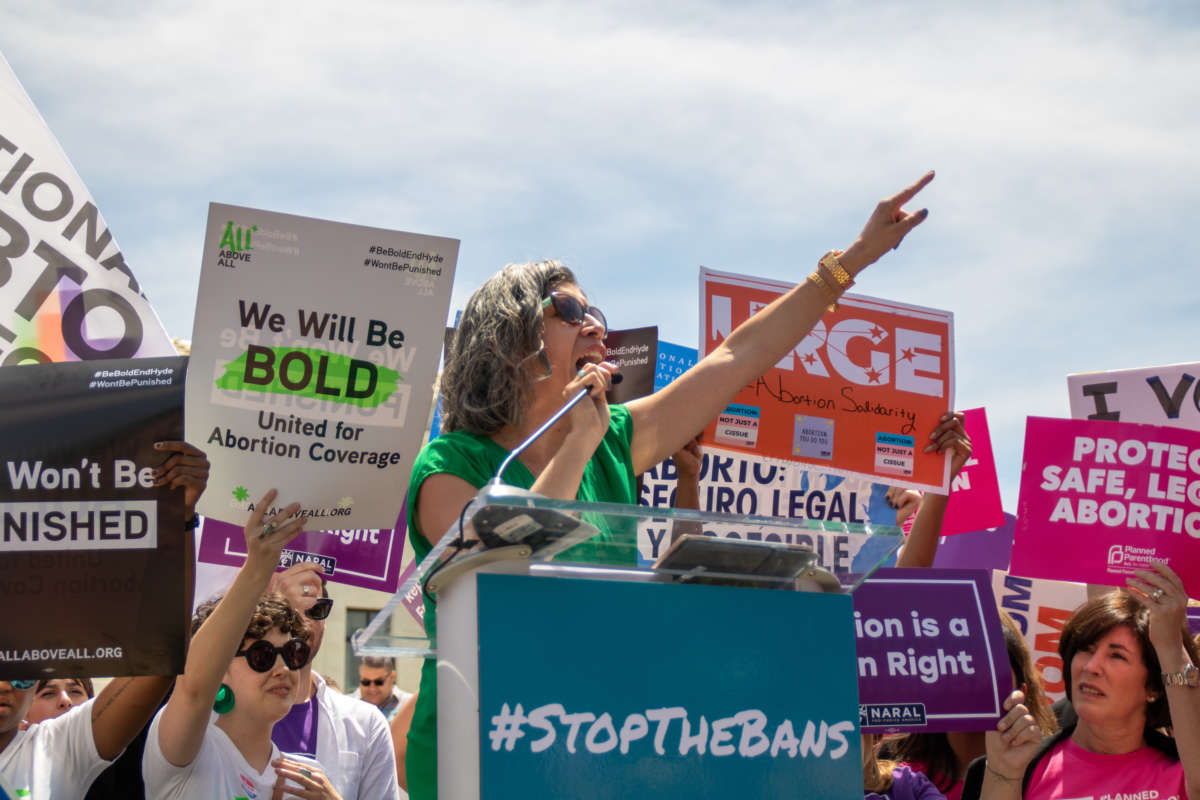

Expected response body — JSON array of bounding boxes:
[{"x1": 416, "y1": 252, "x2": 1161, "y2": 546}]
[
  {"x1": 860, "y1": 703, "x2": 927, "y2": 727},
  {"x1": 219, "y1": 220, "x2": 257, "y2": 252},
  {"x1": 1107, "y1": 544, "x2": 1124, "y2": 566}
]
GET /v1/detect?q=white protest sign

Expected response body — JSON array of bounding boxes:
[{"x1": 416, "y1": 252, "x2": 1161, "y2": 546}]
[
  {"x1": 991, "y1": 569, "x2": 1087, "y2": 703},
  {"x1": 0, "y1": 54, "x2": 174, "y2": 365},
  {"x1": 186, "y1": 203, "x2": 457, "y2": 529},
  {"x1": 1068, "y1": 362, "x2": 1200, "y2": 429}
]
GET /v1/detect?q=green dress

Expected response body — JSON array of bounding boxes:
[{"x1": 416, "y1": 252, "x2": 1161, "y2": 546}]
[{"x1": 404, "y1": 404, "x2": 638, "y2": 799}]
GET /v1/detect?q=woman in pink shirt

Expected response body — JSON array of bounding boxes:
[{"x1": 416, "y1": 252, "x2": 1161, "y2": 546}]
[{"x1": 969, "y1": 562, "x2": 1200, "y2": 800}]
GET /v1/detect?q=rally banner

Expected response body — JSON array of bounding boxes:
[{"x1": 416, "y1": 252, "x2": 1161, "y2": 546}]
[
  {"x1": 1012, "y1": 417, "x2": 1200, "y2": 591},
  {"x1": 185, "y1": 203, "x2": 458, "y2": 529},
  {"x1": 854, "y1": 568, "x2": 1009, "y2": 734},
  {"x1": 604, "y1": 326, "x2": 657, "y2": 404},
  {"x1": 0, "y1": 55, "x2": 174, "y2": 366},
  {"x1": 934, "y1": 513, "x2": 1015, "y2": 573},
  {"x1": 941, "y1": 408, "x2": 1005, "y2": 536},
  {"x1": 700, "y1": 268, "x2": 954, "y2": 492},
  {"x1": 991, "y1": 570, "x2": 1088, "y2": 702},
  {"x1": 1069, "y1": 362, "x2": 1200, "y2": 428},
  {"x1": 654, "y1": 339, "x2": 697, "y2": 392},
  {"x1": 0, "y1": 357, "x2": 189, "y2": 678},
  {"x1": 478, "y1": 573, "x2": 861, "y2": 798},
  {"x1": 197, "y1": 502, "x2": 407, "y2": 593}
]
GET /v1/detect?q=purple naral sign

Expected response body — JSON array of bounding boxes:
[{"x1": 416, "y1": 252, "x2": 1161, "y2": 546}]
[
  {"x1": 854, "y1": 568, "x2": 1011, "y2": 734},
  {"x1": 1189, "y1": 608, "x2": 1200, "y2": 638},
  {"x1": 197, "y1": 503, "x2": 407, "y2": 593}
]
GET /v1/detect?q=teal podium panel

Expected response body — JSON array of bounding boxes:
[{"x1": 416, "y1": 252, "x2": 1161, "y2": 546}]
[{"x1": 477, "y1": 573, "x2": 861, "y2": 799}]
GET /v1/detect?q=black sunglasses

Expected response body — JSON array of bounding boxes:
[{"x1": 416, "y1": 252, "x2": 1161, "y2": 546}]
[
  {"x1": 305, "y1": 597, "x2": 333, "y2": 621},
  {"x1": 235, "y1": 637, "x2": 311, "y2": 673},
  {"x1": 542, "y1": 292, "x2": 607, "y2": 335},
  {"x1": 360, "y1": 677, "x2": 387, "y2": 687}
]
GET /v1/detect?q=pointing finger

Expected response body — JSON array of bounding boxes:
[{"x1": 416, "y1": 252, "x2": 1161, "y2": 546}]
[{"x1": 886, "y1": 170, "x2": 935, "y2": 208}]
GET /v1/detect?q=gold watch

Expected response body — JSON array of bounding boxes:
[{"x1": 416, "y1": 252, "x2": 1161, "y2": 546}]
[
  {"x1": 1162, "y1": 663, "x2": 1199, "y2": 688},
  {"x1": 818, "y1": 250, "x2": 854, "y2": 290}
]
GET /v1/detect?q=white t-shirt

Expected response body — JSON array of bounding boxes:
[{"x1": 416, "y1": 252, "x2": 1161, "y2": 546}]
[
  {"x1": 0, "y1": 698, "x2": 111, "y2": 798},
  {"x1": 143, "y1": 707, "x2": 324, "y2": 800}
]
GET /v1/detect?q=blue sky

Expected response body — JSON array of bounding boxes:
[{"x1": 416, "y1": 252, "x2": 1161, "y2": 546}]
[{"x1": 4, "y1": 0, "x2": 1199, "y2": 510}]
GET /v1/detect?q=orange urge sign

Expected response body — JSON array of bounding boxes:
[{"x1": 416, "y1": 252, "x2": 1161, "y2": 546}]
[{"x1": 700, "y1": 267, "x2": 955, "y2": 492}]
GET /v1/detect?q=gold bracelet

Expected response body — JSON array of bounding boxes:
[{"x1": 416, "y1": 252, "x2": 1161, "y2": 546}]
[
  {"x1": 818, "y1": 250, "x2": 855, "y2": 290},
  {"x1": 984, "y1": 760, "x2": 1020, "y2": 783},
  {"x1": 807, "y1": 270, "x2": 839, "y2": 312}
]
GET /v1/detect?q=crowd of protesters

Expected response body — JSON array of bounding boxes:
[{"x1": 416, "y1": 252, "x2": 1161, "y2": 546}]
[{"x1": 2, "y1": 172, "x2": 1198, "y2": 798}]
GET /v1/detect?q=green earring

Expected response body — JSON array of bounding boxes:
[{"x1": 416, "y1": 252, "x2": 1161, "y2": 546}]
[{"x1": 213, "y1": 683, "x2": 235, "y2": 714}]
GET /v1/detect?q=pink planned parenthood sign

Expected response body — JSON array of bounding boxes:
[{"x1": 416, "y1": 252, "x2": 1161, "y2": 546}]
[{"x1": 1013, "y1": 416, "x2": 1200, "y2": 592}]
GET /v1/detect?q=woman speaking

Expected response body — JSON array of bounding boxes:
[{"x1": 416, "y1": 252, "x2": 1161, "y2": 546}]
[{"x1": 404, "y1": 172, "x2": 937, "y2": 799}]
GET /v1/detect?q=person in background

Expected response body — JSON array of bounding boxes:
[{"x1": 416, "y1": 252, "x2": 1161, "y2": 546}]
[
  {"x1": 270, "y1": 563, "x2": 402, "y2": 800},
  {"x1": 0, "y1": 440, "x2": 209, "y2": 799},
  {"x1": 353, "y1": 656, "x2": 413, "y2": 723},
  {"x1": 968, "y1": 563, "x2": 1200, "y2": 800},
  {"x1": 21, "y1": 679, "x2": 94, "y2": 727},
  {"x1": 391, "y1": 690, "x2": 418, "y2": 793},
  {"x1": 141, "y1": 489, "x2": 336, "y2": 799}
]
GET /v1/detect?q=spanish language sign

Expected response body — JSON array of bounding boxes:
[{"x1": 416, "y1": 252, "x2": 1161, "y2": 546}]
[
  {"x1": 185, "y1": 203, "x2": 458, "y2": 529},
  {"x1": 941, "y1": 408, "x2": 1005, "y2": 536},
  {"x1": 853, "y1": 568, "x2": 1009, "y2": 734},
  {"x1": 478, "y1": 573, "x2": 861, "y2": 799},
  {"x1": 1012, "y1": 417, "x2": 1200, "y2": 591},
  {"x1": 0, "y1": 357, "x2": 189, "y2": 679},
  {"x1": 1069, "y1": 362, "x2": 1200, "y2": 428},
  {"x1": 700, "y1": 268, "x2": 954, "y2": 492},
  {"x1": 991, "y1": 570, "x2": 1087, "y2": 703},
  {"x1": 197, "y1": 505, "x2": 408, "y2": 593},
  {"x1": 0, "y1": 55, "x2": 174, "y2": 366}
]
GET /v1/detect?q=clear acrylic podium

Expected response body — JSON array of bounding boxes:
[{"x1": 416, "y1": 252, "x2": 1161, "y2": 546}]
[{"x1": 353, "y1": 484, "x2": 903, "y2": 798}]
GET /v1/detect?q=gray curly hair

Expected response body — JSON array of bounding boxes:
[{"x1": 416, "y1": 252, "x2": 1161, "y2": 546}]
[{"x1": 441, "y1": 260, "x2": 578, "y2": 435}]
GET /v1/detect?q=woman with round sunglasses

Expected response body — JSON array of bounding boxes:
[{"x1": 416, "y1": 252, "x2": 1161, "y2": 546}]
[
  {"x1": 404, "y1": 172, "x2": 936, "y2": 799},
  {"x1": 142, "y1": 489, "x2": 341, "y2": 799}
]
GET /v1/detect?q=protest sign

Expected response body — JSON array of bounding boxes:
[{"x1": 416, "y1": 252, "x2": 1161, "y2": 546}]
[
  {"x1": 1012, "y1": 416, "x2": 1200, "y2": 591},
  {"x1": 197, "y1": 502, "x2": 408, "y2": 593},
  {"x1": 700, "y1": 268, "x2": 954, "y2": 491},
  {"x1": 0, "y1": 55, "x2": 174, "y2": 366},
  {"x1": 0, "y1": 357, "x2": 188, "y2": 679},
  {"x1": 991, "y1": 570, "x2": 1088, "y2": 702},
  {"x1": 1069, "y1": 362, "x2": 1200, "y2": 429},
  {"x1": 636, "y1": 338, "x2": 901, "y2": 565},
  {"x1": 853, "y1": 568, "x2": 1009, "y2": 733},
  {"x1": 941, "y1": 408, "x2": 1004, "y2": 536},
  {"x1": 604, "y1": 326, "x2": 657, "y2": 404},
  {"x1": 934, "y1": 513, "x2": 1015, "y2": 572},
  {"x1": 478, "y1": 573, "x2": 861, "y2": 799},
  {"x1": 1188, "y1": 607, "x2": 1200, "y2": 637},
  {"x1": 185, "y1": 203, "x2": 457, "y2": 529}
]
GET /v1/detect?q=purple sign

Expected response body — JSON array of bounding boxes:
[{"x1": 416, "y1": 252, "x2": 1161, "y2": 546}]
[
  {"x1": 933, "y1": 513, "x2": 1015, "y2": 572},
  {"x1": 854, "y1": 568, "x2": 1011, "y2": 734},
  {"x1": 196, "y1": 502, "x2": 407, "y2": 593},
  {"x1": 1189, "y1": 608, "x2": 1200, "y2": 638}
]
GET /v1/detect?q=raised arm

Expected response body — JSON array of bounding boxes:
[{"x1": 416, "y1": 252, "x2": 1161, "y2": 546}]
[
  {"x1": 626, "y1": 172, "x2": 934, "y2": 475},
  {"x1": 156, "y1": 489, "x2": 307, "y2": 767},
  {"x1": 88, "y1": 440, "x2": 215, "y2": 760},
  {"x1": 896, "y1": 412, "x2": 971, "y2": 569},
  {"x1": 1127, "y1": 563, "x2": 1200, "y2": 800}
]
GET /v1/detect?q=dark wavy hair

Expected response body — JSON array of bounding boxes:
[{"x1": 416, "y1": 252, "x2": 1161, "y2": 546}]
[
  {"x1": 191, "y1": 590, "x2": 310, "y2": 643},
  {"x1": 1061, "y1": 591, "x2": 1200, "y2": 731},
  {"x1": 440, "y1": 260, "x2": 578, "y2": 435}
]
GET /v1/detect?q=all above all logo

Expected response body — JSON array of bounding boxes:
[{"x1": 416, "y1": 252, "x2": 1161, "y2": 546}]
[{"x1": 220, "y1": 221, "x2": 257, "y2": 252}]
